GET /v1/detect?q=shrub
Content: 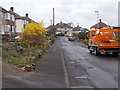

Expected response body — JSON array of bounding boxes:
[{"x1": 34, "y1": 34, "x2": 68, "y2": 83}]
[
  {"x1": 78, "y1": 32, "x2": 86, "y2": 40},
  {"x1": 83, "y1": 39, "x2": 88, "y2": 45},
  {"x1": 2, "y1": 35, "x2": 10, "y2": 43},
  {"x1": 56, "y1": 33, "x2": 65, "y2": 36},
  {"x1": 19, "y1": 21, "x2": 47, "y2": 47}
]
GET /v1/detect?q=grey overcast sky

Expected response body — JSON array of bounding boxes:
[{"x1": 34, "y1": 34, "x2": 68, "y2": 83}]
[{"x1": 0, "y1": 0, "x2": 119, "y2": 28}]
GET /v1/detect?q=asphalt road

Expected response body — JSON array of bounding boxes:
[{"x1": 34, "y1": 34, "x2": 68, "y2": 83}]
[{"x1": 60, "y1": 37, "x2": 118, "y2": 88}]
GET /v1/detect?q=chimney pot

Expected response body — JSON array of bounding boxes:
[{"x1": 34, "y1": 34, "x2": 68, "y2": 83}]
[
  {"x1": 10, "y1": 7, "x2": 14, "y2": 11},
  {"x1": 26, "y1": 13, "x2": 28, "y2": 17},
  {"x1": 99, "y1": 19, "x2": 101, "y2": 22}
]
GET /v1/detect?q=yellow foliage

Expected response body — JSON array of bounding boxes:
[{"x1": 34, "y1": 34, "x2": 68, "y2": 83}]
[
  {"x1": 23, "y1": 21, "x2": 46, "y2": 35},
  {"x1": 19, "y1": 21, "x2": 47, "y2": 47}
]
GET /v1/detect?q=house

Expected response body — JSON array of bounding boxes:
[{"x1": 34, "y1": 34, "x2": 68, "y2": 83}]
[
  {"x1": 55, "y1": 22, "x2": 73, "y2": 36},
  {"x1": 15, "y1": 13, "x2": 33, "y2": 33},
  {"x1": 46, "y1": 25, "x2": 56, "y2": 35},
  {"x1": 73, "y1": 25, "x2": 89, "y2": 34},
  {"x1": 0, "y1": 6, "x2": 36, "y2": 37},
  {"x1": 9, "y1": 7, "x2": 34, "y2": 33},
  {"x1": 47, "y1": 22, "x2": 73, "y2": 36},
  {"x1": 90, "y1": 19, "x2": 108, "y2": 29},
  {"x1": 73, "y1": 25, "x2": 81, "y2": 34},
  {"x1": 80, "y1": 28, "x2": 89, "y2": 32},
  {"x1": 0, "y1": 6, "x2": 15, "y2": 36}
]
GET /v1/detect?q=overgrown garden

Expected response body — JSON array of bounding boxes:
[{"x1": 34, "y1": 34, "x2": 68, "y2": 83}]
[{"x1": 2, "y1": 21, "x2": 54, "y2": 71}]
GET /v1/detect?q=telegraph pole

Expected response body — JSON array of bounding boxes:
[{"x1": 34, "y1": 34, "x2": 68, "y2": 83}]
[
  {"x1": 53, "y1": 8, "x2": 55, "y2": 26},
  {"x1": 52, "y1": 8, "x2": 56, "y2": 36}
]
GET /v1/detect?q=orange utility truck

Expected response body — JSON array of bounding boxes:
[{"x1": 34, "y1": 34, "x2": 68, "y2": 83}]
[{"x1": 88, "y1": 27, "x2": 120, "y2": 56}]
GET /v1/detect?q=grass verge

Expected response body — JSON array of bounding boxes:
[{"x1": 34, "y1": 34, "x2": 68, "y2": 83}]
[{"x1": 2, "y1": 50, "x2": 29, "y2": 67}]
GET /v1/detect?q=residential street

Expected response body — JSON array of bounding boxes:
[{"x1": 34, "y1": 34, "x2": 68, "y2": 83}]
[
  {"x1": 0, "y1": 1, "x2": 119, "y2": 89},
  {"x1": 2, "y1": 37, "x2": 118, "y2": 89}
]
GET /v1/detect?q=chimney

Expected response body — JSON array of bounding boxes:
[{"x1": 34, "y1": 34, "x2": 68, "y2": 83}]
[
  {"x1": 26, "y1": 13, "x2": 28, "y2": 17},
  {"x1": 10, "y1": 7, "x2": 14, "y2": 11},
  {"x1": 99, "y1": 19, "x2": 101, "y2": 22}
]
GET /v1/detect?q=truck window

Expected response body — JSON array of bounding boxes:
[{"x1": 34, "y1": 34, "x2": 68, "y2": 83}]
[
  {"x1": 96, "y1": 30, "x2": 99, "y2": 34},
  {"x1": 114, "y1": 32, "x2": 120, "y2": 38},
  {"x1": 92, "y1": 31, "x2": 96, "y2": 36},
  {"x1": 104, "y1": 32, "x2": 110, "y2": 34},
  {"x1": 86, "y1": 32, "x2": 90, "y2": 39}
]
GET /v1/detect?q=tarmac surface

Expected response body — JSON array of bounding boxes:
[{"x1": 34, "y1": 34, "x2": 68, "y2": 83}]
[{"x1": 60, "y1": 37, "x2": 118, "y2": 89}]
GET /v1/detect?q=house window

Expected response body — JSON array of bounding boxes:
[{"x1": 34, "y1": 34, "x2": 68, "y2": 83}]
[
  {"x1": 1, "y1": 25, "x2": 4, "y2": 34},
  {"x1": 92, "y1": 31, "x2": 96, "y2": 36},
  {"x1": 11, "y1": 15, "x2": 15, "y2": 21},
  {"x1": 5, "y1": 13, "x2": 10, "y2": 20},
  {"x1": 5, "y1": 25, "x2": 10, "y2": 32},
  {"x1": 5, "y1": 13, "x2": 8, "y2": 19},
  {"x1": 114, "y1": 32, "x2": 120, "y2": 38},
  {"x1": 65, "y1": 32, "x2": 67, "y2": 34},
  {"x1": 26, "y1": 21, "x2": 29, "y2": 24},
  {"x1": 24, "y1": 20, "x2": 28, "y2": 25},
  {"x1": 65, "y1": 28, "x2": 67, "y2": 30},
  {"x1": 12, "y1": 26, "x2": 15, "y2": 32}
]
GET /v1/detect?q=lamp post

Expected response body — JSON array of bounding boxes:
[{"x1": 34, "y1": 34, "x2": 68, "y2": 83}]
[{"x1": 95, "y1": 11, "x2": 99, "y2": 22}]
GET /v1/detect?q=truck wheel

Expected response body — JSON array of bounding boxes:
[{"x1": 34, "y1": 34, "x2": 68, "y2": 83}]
[
  {"x1": 94, "y1": 47, "x2": 99, "y2": 56},
  {"x1": 89, "y1": 50, "x2": 93, "y2": 54},
  {"x1": 113, "y1": 52, "x2": 118, "y2": 56},
  {"x1": 88, "y1": 46, "x2": 93, "y2": 54}
]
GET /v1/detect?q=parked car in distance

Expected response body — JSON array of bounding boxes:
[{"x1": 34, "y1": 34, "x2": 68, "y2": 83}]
[{"x1": 68, "y1": 37, "x2": 74, "y2": 41}]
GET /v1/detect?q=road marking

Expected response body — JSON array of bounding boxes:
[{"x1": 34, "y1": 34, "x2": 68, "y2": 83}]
[
  {"x1": 62, "y1": 43, "x2": 67, "y2": 46},
  {"x1": 68, "y1": 66, "x2": 75, "y2": 69},
  {"x1": 75, "y1": 75, "x2": 88, "y2": 79},
  {"x1": 71, "y1": 86, "x2": 93, "y2": 88},
  {"x1": 60, "y1": 43, "x2": 70, "y2": 88},
  {"x1": 87, "y1": 66, "x2": 94, "y2": 69},
  {"x1": 69, "y1": 62, "x2": 74, "y2": 64}
]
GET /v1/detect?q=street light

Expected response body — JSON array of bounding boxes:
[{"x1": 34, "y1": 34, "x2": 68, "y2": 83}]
[{"x1": 95, "y1": 11, "x2": 99, "y2": 22}]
